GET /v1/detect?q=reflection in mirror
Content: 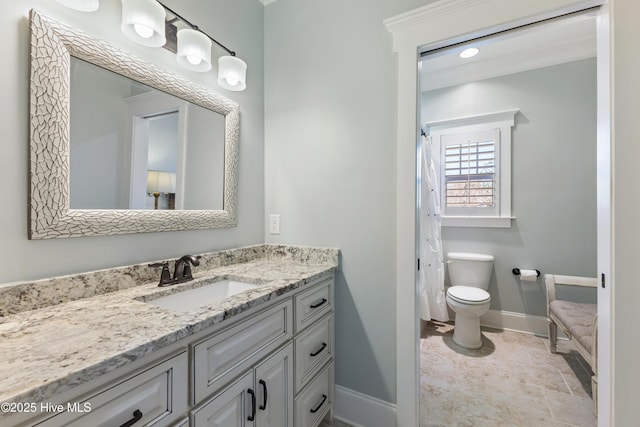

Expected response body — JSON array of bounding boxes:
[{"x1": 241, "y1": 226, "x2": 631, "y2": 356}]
[{"x1": 69, "y1": 58, "x2": 225, "y2": 211}]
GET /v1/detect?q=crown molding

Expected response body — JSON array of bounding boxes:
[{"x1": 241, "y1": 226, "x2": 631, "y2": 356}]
[{"x1": 384, "y1": 0, "x2": 491, "y2": 33}]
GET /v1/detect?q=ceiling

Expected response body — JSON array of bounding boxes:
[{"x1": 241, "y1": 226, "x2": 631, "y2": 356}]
[{"x1": 420, "y1": 11, "x2": 597, "y2": 92}]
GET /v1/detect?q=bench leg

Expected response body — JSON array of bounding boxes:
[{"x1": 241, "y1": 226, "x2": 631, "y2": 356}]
[
  {"x1": 591, "y1": 375, "x2": 598, "y2": 415},
  {"x1": 548, "y1": 320, "x2": 558, "y2": 354}
]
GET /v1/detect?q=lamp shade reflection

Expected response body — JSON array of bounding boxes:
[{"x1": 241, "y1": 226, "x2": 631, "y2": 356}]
[{"x1": 146, "y1": 170, "x2": 176, "y2": 210}]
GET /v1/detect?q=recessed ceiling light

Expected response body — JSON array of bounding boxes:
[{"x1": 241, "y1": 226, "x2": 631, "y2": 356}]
[{"x1": 459, "y1": 47, "x2": 479, "y2": 59}]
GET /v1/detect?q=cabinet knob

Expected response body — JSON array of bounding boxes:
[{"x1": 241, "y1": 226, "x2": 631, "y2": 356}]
[
  {"x1": 259, "y1": 379, "x2": 268, "y2": 410},
  {"x1": 310, "y1": 342, "x2": 327, "y2": 357},
  {"x1": 310, "y1": 394, "x2": 327, "y2": 414},
  {"x1": 310, "y1": 298, "x2": 328, "y2": 309},
  {"x1": 120, "y1": 409, "x2": 143, "y2": 427},
  {"x1": 247, "y1": 388, "x2": 256, "y2": 421}
]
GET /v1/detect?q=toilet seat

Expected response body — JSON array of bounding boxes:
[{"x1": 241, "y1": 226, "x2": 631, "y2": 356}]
[{"x1": 447, "y1": 286, "x2": 490, "y2": 305}]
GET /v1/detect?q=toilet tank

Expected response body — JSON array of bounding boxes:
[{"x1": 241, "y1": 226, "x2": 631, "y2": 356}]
[{"x1": 447, "y1": 252, "x2": 494, "y2": 290}]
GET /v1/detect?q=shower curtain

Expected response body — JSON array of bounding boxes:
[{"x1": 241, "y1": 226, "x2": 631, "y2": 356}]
[{"x1": 418, "y1": 134, "x2": 449, "y2": 322}]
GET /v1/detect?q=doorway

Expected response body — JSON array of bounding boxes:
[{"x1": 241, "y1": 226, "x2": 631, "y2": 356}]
[
  {"x1": 384, "y1": 1, "x2": 610, "y2": 426},
  {"x1": 417, "y1": 11, "x2": 598, "y2": 425}
]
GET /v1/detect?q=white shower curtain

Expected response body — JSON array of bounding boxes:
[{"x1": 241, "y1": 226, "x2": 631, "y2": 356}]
[{"x1": 418, "y1": 135, "x2": 449, "y2": 322}]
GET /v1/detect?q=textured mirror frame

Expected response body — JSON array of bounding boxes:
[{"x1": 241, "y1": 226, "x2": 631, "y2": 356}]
[{"x1": 29, "y1": 10, "x2": 239, "y2": 239}]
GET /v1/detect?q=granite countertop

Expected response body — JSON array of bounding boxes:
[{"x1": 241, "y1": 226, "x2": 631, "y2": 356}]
[{"x1": 0, "y1": 245, "x2": 339, "y2": 411}]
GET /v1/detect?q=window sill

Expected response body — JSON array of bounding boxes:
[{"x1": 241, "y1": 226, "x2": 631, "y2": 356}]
[{"x1": 442, "y1": 216, "x2": 514, "y2": 228}]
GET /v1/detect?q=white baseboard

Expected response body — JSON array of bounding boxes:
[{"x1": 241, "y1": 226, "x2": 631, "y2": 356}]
[
  {"x1": 480, "y1": 309, "x2": 549, "y2": 336},
  {"x1": 334, "y1": 385, "x2": 397, "y2": 427}
]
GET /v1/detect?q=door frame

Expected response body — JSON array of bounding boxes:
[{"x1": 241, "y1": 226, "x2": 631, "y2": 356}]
[{"x1": 384, "y1": 0, "x2": 609, "y2": 425}]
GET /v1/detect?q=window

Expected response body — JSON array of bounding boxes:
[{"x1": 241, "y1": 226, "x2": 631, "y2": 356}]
[{"x1": 426, "y1": 110, "x2": 517, "y2": 227}]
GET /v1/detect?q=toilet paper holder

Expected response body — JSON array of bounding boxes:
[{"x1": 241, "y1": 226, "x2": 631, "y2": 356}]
[{"x1": 512, "y1": 268, "x2": 541, "y2": 277}]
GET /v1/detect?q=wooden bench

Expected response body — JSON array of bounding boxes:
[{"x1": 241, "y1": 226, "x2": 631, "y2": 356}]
[{"x1": 545, "y1": 274, "x2": 597, "y2": 413}]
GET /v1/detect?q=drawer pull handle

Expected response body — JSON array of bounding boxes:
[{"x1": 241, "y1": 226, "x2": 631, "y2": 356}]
[
  {"x1": 120, "y1": 409, "x2": 143, "y2": 427},
  {"x1": 310, "y1": 342, "x2": 327, "y2": 357},
  {"x1": 310, "y1": 298, "x2": 328, "y2": 309},
  {"x1": 259, "y1": 379, "x2": 268, "y2": 410},
  {"x1": 310, "y1": 394, "x2": 328, "y2": 414},
  {"x1": 247, "y1": 388, "x2": 256, "y2": 421}
]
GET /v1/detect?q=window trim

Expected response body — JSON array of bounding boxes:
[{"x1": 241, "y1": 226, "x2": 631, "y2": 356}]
[{"x1": 425, "y1": 109, "x2": 518, "y2": 228}]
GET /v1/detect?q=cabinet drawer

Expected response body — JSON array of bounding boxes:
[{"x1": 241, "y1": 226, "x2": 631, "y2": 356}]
[
  {"x1": 294, "y1": 314, "x2": 333, "y2": 393},
  {"x1": 37, "y1": 351, "x2": 188, "y2": 427},
  {"x1": 294, "y1": 279, "x2": 333, "y2": 333},
  {"x1": 193, "y1": 300, "x2": 292, "y2": 403},
  {"x1": 295, "y1": 363, "x2": 332, "y2": 427}
]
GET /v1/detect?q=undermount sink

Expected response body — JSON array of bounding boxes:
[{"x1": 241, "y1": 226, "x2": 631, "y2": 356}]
[{"x1": 147, "y1": 280, "x2": 259, "y2": 312}]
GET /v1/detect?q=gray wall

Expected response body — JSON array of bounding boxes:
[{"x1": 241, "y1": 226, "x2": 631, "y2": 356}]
[
  {"x1": 69, "y1": 63, "x2": 129, "y2": 209},
  {"x1": 422, "y1": 59, "x2": 598, "y2": 316},
  {"x1": 264, "y1": 0, "x2": 436, "y2": 404},
  {"x1": 0, "y1": 0, "x2": 264, "y2": 283}
]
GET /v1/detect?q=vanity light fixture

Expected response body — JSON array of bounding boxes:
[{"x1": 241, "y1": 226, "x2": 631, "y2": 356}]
[
  {"x1": 459, "y1": 47, "x2": 480, "y2": 59},
  {"x1": 58, "y1": 0, "x2": 248, "y2": 90},
  {"x1": 54, "y1": 0, "x2": 99, "y2": 12},
  {"x1": 157, "y1": 1, "x2": 247, "y2": 90},
  {"x1": 121, "y1": 0, "x2": 167, "y2": 47}
]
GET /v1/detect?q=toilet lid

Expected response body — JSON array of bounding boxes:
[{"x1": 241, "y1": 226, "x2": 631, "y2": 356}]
[{"x1": 447, "y1": 286, "x2": 490, "y2": 304}]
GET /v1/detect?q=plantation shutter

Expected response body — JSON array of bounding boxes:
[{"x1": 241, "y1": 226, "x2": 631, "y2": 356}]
[{"x1": 440, "y1": 129, "x2": 500, "y2": 215}]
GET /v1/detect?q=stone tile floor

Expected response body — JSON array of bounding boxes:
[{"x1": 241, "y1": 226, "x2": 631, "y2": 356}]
[
  {"x1": 420, "y1": 321, "x2": 596, "y2": 427},
  {"x1": 319, "y1": 420, "x2": 352, "y2": 427}
]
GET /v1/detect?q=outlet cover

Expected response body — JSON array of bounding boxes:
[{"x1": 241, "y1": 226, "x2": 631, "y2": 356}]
[{"x1": 269, "y1": 214, "x2": 280, "y2": 234}]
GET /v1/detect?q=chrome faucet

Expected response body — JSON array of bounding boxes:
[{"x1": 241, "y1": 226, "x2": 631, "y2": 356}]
[{"x1": 149, "y1": 255, "x2": 201, "y2": 287}]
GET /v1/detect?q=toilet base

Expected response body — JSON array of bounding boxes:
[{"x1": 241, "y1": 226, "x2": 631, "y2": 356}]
[{"x1": 452, "y1": 314, "x2": 482, "y2": 349}]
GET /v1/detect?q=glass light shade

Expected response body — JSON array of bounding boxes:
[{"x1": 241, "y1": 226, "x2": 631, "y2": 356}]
[
  {"x1": 55, "y1": 0, "x2": 99, "y2": 12},
  {"x1": 147, "y1": 171, "x2": 176, "y2": 194},
  {"x1": 121, "y1": 0, "x2": 166, "y2": 47},
  {"x1": 176, "y1": 29, "x2": 212, "y2": 72},
  {"x1": 217, "y1": 56, "x2": 247, "y2": 91}
]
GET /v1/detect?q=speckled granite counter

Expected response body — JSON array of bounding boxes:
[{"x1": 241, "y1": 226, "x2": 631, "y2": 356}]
[{"x1": 0, "y1": 244, "x2": 339, "y2": 412}]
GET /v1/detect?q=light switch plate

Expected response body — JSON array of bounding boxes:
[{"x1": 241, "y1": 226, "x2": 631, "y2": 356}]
[{"x1": 269, "y1": 214, "x2": 280, "y2": 234}]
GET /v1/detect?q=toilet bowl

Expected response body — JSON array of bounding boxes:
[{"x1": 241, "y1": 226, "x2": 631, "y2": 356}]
[{"x1": 446, "y1": 252, "x2": 494, "y2": 349}]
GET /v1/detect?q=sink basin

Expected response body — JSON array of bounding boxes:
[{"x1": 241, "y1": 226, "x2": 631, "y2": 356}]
[{"x1": 147, "y1": 280, "x2": 259, "y2": 312}]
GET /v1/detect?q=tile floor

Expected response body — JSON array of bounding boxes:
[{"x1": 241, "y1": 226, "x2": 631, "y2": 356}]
[
  {"x1": 320, "y1": 420, "x2": 352, "y2": 427},
  {"x1": 420, "y1": 321, "x2": 596, "y2": 427}
]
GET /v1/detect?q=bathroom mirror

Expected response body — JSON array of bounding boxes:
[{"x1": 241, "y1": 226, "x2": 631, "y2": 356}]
[
  {"x1": 69, "y1": 57, "x2": 225, "y2": 211},
  {"x1": 29, "y1": 10, "x2": 239, "y2": 239}
]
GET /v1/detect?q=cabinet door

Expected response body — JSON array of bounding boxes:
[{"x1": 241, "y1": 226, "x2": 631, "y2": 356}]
[
  {"x1": 192, "y1": 371, "x2": 255, "y2": 427},
  {"x1": 255, "y1": 343, "x2": 293, "y2": 427}
]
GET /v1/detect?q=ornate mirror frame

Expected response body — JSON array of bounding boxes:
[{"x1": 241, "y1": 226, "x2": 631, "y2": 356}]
[{"x1": 28, "y1": 9, "x2": 239, "y2": 239}]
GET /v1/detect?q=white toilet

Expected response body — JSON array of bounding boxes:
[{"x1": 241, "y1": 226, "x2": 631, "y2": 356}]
[{"x1": 446, "y1": 252, "x2": 494, "y2": 349}]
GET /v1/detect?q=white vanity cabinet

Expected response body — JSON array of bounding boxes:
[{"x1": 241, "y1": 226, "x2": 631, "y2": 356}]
[
  {"x1": 19, "y1": 274, "x2": 335, "y2": 427},
  {"x1": 190, "y1": 275, "x2": 335, "y2": 427},
  {"x1": 191, "y1": 343, "x2": 293, "y2": 427}
]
